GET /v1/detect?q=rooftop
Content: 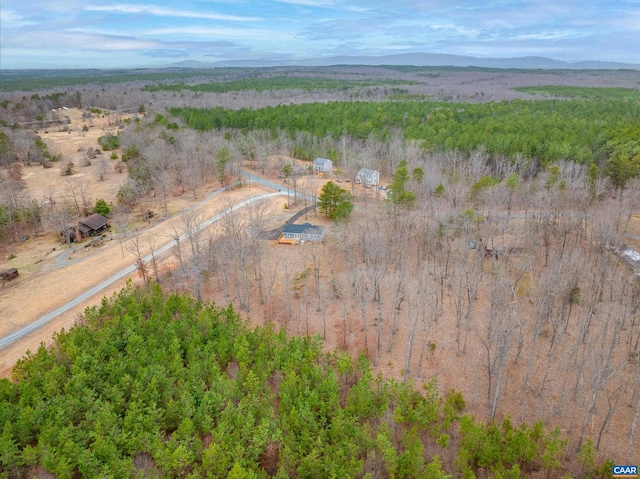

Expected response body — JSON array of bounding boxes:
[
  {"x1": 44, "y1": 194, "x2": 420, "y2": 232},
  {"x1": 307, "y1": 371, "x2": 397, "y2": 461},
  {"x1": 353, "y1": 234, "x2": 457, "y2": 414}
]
[
  {"x1": 282, "y1": 222, "x2": 324, "y2": 234},
  {"x1": 79, "y1": 213, "x2": 108, "y2": 231}
]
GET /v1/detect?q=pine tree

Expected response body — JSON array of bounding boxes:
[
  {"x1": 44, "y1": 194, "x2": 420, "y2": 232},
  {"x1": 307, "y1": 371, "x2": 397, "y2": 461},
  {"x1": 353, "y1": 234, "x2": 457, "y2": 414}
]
[
  {"x1": 93, "y1": 198, "x2": 111, "y2": 217},
  {"x1": 388, "y1": 160, "x2": 416, "y2": 208},
  {"x1": 318, "y1": 181, "x2": 353, "y2": 220}
]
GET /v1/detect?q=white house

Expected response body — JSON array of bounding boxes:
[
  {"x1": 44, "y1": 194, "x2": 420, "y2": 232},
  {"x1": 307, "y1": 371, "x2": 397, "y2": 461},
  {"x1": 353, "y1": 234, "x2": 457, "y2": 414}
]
[
  {"x1": 622, "y1": 248, "x2": 640, "y2": 271},
  {"x1": 356, "y1": 168, "x2": 380, "y2": 186},
  {"x1": 313, "y1": 157, "x2": 333, "y2": 172}
]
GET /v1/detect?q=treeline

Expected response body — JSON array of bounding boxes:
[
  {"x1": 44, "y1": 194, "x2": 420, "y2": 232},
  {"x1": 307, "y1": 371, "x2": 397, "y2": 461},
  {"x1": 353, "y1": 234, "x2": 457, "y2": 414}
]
[
  {"x1": 168, "y1": 98, "x2": 640, "y2": 184},
  {"x1": 0, "y1": 285, "x2": 610, "y2": 477},
  {"x1": 0, "y1": 91, "x2": 84, "y2": 126},
  {"x1": 515, "y1": 85, "x2": 640, "y2": 100},
  {"x1": 143, "y1": 76, "x2": 416, "y2": 94},
  {"x1": 0, "y1": 70, "x2": 228, "y2": 93},
  {"x1": 0, "y1": 67, "x2": 415, "y2": 94},
  {"x1": 0, "y1": 129, "x2": 46, "y2": 242}
]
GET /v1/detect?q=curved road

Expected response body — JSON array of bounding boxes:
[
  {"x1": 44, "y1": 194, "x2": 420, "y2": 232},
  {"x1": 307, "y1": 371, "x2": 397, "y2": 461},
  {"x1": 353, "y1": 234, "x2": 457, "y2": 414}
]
[{"x1": 0, "y1": 188, "x2": 288, "y2": 350}]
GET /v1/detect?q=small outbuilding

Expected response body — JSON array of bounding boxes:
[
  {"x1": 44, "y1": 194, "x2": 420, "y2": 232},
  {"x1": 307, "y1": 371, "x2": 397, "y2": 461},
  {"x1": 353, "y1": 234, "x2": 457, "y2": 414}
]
[
  {"x1": 313, "y1": 158, "x2": 333, "y2": 172},
  {"x1": 621, "y1": 248, "x2": 640, "y2": 271},
  {"x1": 278, "y1": 223, "x2": 325, "y2": 245},
  {"x1": 356, "y1": 168, "x2": 380, "y2": 186},
  {"x1": 1, "y1": 268, "x2": 19, "y2": 285}
]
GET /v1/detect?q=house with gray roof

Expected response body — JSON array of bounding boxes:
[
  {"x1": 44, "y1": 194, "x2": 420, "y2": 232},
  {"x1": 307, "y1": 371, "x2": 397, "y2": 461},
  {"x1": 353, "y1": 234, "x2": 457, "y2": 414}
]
[
  {"x1": 278, "y1": 223, "x2": 325, "y2": 245},
  {"x1": 313, "y1": 158, "x2": 333, "y2": 172},
  {"x1": 356, "y1": 168, "x2": 380, "y2": 186}
]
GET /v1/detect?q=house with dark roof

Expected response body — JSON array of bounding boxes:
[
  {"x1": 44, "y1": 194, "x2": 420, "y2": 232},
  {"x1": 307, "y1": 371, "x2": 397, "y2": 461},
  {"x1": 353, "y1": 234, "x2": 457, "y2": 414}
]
[
  {"x1": 313, "y1": 158, "x2": 333, "y2": 172},
  {"x1": 1, "y1": 268, "x2": 19, "y2": 284},
  {"x1": 60, "y1": 213, "x2": 109, "y2": 243},
  {"x1": 78, "y1": 214, "x2": 109, "y2": 238},
  {"x1": 278, "y1": 223, "x2": 325, "y2": 245},
  {"x1": 356, "y1": 168, "x2": 380, "y2": 186}
]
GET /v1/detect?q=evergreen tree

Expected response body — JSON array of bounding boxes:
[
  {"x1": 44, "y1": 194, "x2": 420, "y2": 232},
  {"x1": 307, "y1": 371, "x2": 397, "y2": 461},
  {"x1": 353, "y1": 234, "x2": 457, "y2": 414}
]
[
  {"x1": 318, "y1": 181, "x2": 353, "y2": 220},
  {"x1": 93, "y1": 198, "x2": 111, "y2": 217},
  {"x1": 388, "y1": 160, "x2": 416, "y2": 208},
  {"x1": 606, "y1": 137, "x2": 640, "y2": 188},
  {"x1": 0, "y1": 285, "x2": 609, "y2": 477},
  {"x1": 284, "y1": 163, "x2": 293, "y2": 207},
  {"x1": 216, "y1": 147, "x2": 231, "y2": 186},
  {"x1": 413, "y1": 167, "x2": 424, "y2": 184}
]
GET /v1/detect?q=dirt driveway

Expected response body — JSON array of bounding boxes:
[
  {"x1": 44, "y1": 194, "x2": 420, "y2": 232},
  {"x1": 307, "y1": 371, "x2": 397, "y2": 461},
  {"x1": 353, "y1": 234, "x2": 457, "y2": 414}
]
[{"x1": 0, "y1": 184, "x2": 282, "y2": 377}]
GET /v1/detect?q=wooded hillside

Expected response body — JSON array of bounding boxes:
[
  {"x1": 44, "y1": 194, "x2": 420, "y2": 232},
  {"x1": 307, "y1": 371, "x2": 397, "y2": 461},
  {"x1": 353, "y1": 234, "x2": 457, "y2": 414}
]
[
  {"x1": 0, "y1": 285, "x2": 612, "y2": 477},
  {"x1": 1, "y1": 68, "x2": 639, "y2": 476}
]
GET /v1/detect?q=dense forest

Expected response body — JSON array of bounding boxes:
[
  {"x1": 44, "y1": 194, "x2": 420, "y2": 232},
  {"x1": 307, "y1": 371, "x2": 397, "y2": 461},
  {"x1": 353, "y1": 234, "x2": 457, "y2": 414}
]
[
  {"x1": 168, "y1": 98, "x2": 640, "y2": 185},
  {"x1": 0, "y1": 285, "x2": 612, "y2": 477}
]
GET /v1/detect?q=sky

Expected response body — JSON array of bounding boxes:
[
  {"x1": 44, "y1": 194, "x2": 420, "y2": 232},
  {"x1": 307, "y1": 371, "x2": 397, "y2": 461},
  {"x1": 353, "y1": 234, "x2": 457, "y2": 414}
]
[{"x1": 1, "y1": 0, "x2": 639, "y2": 69}]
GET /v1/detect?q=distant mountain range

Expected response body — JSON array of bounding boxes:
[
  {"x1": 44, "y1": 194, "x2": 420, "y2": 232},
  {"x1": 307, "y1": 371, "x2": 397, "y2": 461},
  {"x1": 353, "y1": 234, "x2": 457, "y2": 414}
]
[{"x1": 169, "y1": 53, "x2": 640, "y2": 70}]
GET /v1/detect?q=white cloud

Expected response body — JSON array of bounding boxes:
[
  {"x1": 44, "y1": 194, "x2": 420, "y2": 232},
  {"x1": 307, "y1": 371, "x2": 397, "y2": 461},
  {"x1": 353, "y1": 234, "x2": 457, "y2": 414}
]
[
  {"x1": 1, "y1": 10, "x2": 38, "y2": 27},
  {"x1": 2, "y1": 0, "x2": 639, "y2": 68},
  {"x1": 85, "y1": 4, "x2": 262, "y2": 22},
  {"x1": 146, "y1": 26, "x2": 295, "y2": 41},
  {"x1": 4, "y1": 29, "x2": 161, "y2": 51},
  {"x1": 513, "y1": 30, "x2": 590, "y2": 41},
  {"x1": 272, "y1": 0, "x2": 335, "y2": 6}
]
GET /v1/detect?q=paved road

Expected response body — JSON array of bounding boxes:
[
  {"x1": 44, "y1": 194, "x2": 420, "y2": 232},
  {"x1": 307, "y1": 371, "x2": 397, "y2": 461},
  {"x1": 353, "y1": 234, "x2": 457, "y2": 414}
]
[
  {"x1": 0, "y1": 191, "x2": 286, "y2": 350},
  {"x1": 239, "y1": 169, "x2": 316, "y2": 202},
  {"x1": 56, "y1": 185, "x2": 229, "y2": 267},
  {"x1": 0, "y1": 168, "x2": 318, "y2": 350},
  {"x1": 240, "y1": 170, "x2": 285, "y2": 192}
]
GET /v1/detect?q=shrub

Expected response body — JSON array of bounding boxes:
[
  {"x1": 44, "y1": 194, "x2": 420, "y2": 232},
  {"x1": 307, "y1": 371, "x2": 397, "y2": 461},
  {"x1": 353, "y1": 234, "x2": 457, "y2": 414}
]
[
  {"x1": 93, "y1": 198, "x2": 112, "y2": 217},
  {"x1": 97, "y1": 133, "x2": 120, "y2": 151},
  {"x1": 62, "y1": 161, "x2": 74, "y2": 176}
]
